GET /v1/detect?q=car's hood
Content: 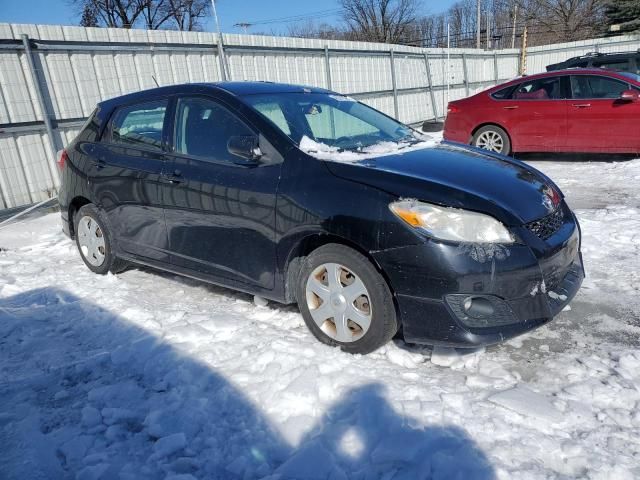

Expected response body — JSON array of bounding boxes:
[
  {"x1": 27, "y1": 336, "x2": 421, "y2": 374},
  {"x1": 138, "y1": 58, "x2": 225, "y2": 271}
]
[{"x1": 323, "y1": 142, "x2": 561, "y2": 225}]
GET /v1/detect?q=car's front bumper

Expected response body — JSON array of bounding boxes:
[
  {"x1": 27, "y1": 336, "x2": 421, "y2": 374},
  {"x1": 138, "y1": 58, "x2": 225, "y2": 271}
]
[{"x1": 373, "y1": 204, "x2": 584, "y2": 347}]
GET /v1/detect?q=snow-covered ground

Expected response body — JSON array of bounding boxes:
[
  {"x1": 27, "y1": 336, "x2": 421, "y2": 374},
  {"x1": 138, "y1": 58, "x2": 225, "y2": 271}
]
[{"x1": 1, "y1": 152, "x2": 640, "y2": 479}]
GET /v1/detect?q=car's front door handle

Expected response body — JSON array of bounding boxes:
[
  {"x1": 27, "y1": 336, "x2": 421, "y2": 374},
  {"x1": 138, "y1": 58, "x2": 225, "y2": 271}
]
[
  {"x1": 572, "y1": 103, "x2": 591, "y2": 108},
  {"x1": 503, "y1": 105, "x2": 519, "y2": 110}
]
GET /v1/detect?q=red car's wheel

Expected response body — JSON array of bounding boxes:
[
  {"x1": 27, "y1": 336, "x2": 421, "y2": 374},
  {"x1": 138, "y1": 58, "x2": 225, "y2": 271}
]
[{"x1": 472, "y1": 125, "x2": 511, "y2": 155}]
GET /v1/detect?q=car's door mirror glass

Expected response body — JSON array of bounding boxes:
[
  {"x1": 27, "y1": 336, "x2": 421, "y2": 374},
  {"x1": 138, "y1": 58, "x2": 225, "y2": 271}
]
[{"x1": 227, "y1": 135, "x2": 262, "y2": 162}]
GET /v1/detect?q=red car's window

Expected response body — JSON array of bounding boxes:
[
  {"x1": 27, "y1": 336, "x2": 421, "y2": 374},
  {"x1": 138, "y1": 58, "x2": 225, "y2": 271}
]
[
  {"x1": 513, "y1": 77, "x2": 561, "y2": 100},
  {"x1": 570, "y1": 75, "x2": 629, "y2": 99}
]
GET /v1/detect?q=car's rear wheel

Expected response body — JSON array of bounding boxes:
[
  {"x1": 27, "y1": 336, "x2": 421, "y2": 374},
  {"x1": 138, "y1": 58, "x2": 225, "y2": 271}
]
[
  {"x1": 74, "y1": 204, "x2": 127, "y2": 275},
  {"x1": 472, "y1": 125, "x2": 511, "y2": 155},
  {"x1": 296, "y1": 244, "x2": 398, "y2": 354}
]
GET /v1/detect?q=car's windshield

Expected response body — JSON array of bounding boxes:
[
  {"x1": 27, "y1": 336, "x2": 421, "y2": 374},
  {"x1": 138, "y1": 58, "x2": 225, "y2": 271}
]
[
  {"x1": 618, "y1": 71, "x2": 640, "y2": 83},
  {"x1": 241, "y1": 92, "x2": 419, "y2": 152}
]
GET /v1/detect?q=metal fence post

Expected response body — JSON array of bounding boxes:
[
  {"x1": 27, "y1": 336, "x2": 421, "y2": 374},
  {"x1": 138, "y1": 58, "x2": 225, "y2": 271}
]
[
  {"x1": 20, "y1": 34, "x2": 60, "y2": 178},
  {"x1": 324, "y1": 46, "x2": 332, "y2": 90},
  {"x1": 217, "y1": 37, "x2": 228, "y2": 81},
  {"x1": 389, "y1": 49, "x2": 399, "y2": 119},
  {"x1": 324, "y1": 46, "x2": 336, "y2": 137},
  {"x1": 462, "y1": 52, "x2": 470, "y2": 96},
  {"x1": 493, "y1": 51, "x2": 499, "y2": 83},
  {"x1": 423, "y1": 52, "x2": 438, "y2": 120}
]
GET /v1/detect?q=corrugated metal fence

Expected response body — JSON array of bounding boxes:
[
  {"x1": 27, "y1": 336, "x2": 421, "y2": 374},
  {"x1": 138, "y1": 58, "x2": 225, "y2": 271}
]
[{"x1": 0, "y1": 22, "x2": 638, "y2": 210}]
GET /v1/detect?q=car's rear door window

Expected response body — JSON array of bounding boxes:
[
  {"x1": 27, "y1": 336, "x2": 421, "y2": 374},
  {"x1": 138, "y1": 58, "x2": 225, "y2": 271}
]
[
  {"x1": 174, "y1": 96, "x2": 254, "y2": 163},
  {"x1": 109, "y1": 99, "x2": 167, "y2": 151},
  {"x1": 512, "y1": 77, "x2": 561, "y2": 100},
  {"x1": 570, "y1": 75, "x2": 629, "y2": 99}
]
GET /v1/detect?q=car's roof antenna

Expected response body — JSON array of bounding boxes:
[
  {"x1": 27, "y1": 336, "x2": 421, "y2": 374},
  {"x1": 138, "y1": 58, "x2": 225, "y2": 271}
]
[{"x1": 152, "y1": 76, "x2": 159, "y2": 87}]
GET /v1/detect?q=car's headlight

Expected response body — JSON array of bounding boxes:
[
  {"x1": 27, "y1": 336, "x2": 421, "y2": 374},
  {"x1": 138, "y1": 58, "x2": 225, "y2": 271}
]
[{"x1": 389, "y1": 200, "x2": 514, "y2": 244}]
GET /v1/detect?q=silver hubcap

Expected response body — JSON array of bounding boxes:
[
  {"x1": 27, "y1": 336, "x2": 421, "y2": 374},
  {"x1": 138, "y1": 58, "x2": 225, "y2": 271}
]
[
  {"x1": 305, "y1": 263, "x2": 372, "y2": 343},
  {"x1": 476, "y1": 130, "x2": 504, "y2": 153},
  {"x1": 77, "y1": 215, "x2": 106, "y2": 267}
]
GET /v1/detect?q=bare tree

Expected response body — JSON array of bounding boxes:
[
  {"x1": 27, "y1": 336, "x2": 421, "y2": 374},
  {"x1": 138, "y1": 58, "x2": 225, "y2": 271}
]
[
  {"x1": 287, "y1": 20, "x2": 347, "y2": 40},
  {"x1": 71, "y1": 0, "x2": 146, "y2": 28},
  {"x1": 340, "y1": 0, "x2": 420, "y2": 43},
  {"x1": 517, "y1": 0, "x2": 605, "y2": 42},
  {"x1": 72, "y1": 0, "x2": 210, "y2": 30},
  {"x1": 166, "y1": 0, "x2": 210, "y2": 31}
]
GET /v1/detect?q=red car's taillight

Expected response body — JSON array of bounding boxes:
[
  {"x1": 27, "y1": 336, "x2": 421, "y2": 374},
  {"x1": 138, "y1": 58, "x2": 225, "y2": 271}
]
[
  {"x1": 57, "y1": 149, "x2": 68, "y2": 170},
  {"x1": 447, "y1": 104, "x2": 461, "y2": 114}
]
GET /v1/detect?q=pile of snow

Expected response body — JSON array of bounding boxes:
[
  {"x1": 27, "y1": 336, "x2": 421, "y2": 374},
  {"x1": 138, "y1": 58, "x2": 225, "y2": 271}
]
[
  {"x1": 1, "y1": 157, "x2": 640, "y2": 479},
  {"x1": 299, "y1": 133, "x2": 439, "y2": 163}
]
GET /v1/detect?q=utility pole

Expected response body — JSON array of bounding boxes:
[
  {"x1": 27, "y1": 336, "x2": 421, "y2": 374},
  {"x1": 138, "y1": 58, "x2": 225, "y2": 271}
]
[
  {"x1": 511, "y1": 4, "x2": 518, "y2": 49},
  {"x1": 476, "y1": 0, "x2": 481, "y2": 49},
  {"x1": 234, "y1": 22, "x2": 252, "y2": 34},
  {"x1": 520, "y1": 25, "x2": 528, "y2": 75},
  {"x1": 211, "y1": 0, "x2": 228, "y2": 81},
  {"x1": 486, "y1": 11, "x2": 490, "y2": 50}
]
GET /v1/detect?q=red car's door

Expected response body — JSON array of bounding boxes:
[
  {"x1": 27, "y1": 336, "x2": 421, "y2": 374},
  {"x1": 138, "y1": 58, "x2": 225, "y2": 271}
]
[
  {"x1": 565, "y1": 74, "x2": 640, "y2": 153},
  {"x1": 499, "y1": 76, "x2": 567, "y2": 152}
]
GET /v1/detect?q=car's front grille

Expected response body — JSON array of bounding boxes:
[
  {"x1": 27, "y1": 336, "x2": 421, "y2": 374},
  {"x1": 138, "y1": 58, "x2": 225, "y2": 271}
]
[{"x1": 525, "y1": 207, "x2": 564, "y2": 240}]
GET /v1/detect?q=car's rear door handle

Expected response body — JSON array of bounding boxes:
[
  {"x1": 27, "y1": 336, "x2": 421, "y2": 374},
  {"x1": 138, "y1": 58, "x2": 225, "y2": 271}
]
[
  {"x1": 503, "y1": 105, "x2": 519, "y2": 110},
  {"x1": 572, "y1": 103, "x2": 591, "y2": 108}
]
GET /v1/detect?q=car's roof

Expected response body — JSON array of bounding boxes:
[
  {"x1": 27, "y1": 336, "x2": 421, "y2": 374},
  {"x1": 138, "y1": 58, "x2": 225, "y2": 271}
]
[
  {"x1": 555, "y1": 50, "x2": 639, "y2": 63},
  {"x1": 490, "y1": 68, "x2": 638, "y2": 91},
  {"x1": 98, "y1": 81, "x2": 332, "y2": 109}
]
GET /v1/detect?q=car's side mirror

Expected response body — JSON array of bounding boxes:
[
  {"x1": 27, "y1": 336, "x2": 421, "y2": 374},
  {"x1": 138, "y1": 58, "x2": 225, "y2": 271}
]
[
  {"x1": 227, "y1": 135, "x2": 262, "y2": 164},
  {"x1": 619, "y1": 89, "x2": 639, "y2": 102}
]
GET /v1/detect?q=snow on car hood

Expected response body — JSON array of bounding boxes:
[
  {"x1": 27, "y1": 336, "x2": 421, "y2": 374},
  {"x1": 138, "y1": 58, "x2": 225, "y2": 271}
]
[{"x1": 298, "y1": 134, "x2": 439, "y2": 163}]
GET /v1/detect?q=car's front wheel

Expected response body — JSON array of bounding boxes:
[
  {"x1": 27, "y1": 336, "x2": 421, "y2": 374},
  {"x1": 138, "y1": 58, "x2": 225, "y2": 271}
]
[
  {"x1": 74, "y1": 204, "x2": 127, "y2": 275},
  {"x1": 296, "y1": 244, "x2": 398, "y2": 354},
  {"x1": 472, "y1": 125, "x2": 511, "y2": 155}
]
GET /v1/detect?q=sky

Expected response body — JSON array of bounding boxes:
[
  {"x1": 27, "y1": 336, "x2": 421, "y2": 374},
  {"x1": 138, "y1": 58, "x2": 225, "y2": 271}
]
[{"x1": 0, "y1": 0, "x2": 457, "y2": 35}]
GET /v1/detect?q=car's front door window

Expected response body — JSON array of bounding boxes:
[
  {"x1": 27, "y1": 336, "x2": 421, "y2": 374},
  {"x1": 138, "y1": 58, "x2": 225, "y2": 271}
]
[
  {"x1": 174, "y1": 97, "x2": 254, "y2": 162},
  {"x1": 570, "y1": 75, "x2": 629, "y2": 99}
]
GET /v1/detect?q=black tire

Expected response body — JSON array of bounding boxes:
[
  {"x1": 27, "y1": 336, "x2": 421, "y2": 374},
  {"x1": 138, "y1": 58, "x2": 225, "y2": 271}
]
[
  {"x1": 74, "y1": 204, "x2": 128, "y2": 275},
  {"x1": 296, "y1": 244, "x2": 398, "y2": 355},
  {"x1": 421, "y1": 120, "x2": 444, "y2": 132},
  {"x1": 472, "y1": 125, "x2": 511, "y2": 155}
]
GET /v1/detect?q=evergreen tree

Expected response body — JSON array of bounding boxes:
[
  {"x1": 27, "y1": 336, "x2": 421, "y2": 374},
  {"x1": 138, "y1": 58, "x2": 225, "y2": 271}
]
[
  {"x1": 605, "y1": 0, "x2": 640, "y2": 33},
  {"x1": 79, "y1": 4, "x2": 98, "y2": 28}
]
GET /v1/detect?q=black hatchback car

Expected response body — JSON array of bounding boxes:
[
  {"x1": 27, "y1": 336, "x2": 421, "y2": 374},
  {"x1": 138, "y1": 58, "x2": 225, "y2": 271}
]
[{"x1": 58, "y1": 82, "x2": 583, "y2": 354}]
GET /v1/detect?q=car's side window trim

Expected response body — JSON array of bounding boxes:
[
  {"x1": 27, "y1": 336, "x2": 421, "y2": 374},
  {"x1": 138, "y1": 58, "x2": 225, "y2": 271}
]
[
  {"x1": 169, "y1": 94, "x2": 261, "y2": 166},
  {"x1": 102, "y1": 97, "x2": 171, "y2": 154}
]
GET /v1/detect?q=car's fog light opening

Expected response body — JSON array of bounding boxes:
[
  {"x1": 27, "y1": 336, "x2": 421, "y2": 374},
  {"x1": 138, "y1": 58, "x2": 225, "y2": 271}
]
[
  {"x1": 446, "y1": 294, "x2": 518, "y2": 328},
  {"x1": 463, "y1": 296, "x2": 495, "y2": 318}
]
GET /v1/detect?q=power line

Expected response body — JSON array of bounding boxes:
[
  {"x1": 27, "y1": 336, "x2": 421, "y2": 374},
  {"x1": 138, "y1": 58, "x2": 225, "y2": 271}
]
[{"x1": 238, "y1": 8, "x2": 342, "y2": 27}]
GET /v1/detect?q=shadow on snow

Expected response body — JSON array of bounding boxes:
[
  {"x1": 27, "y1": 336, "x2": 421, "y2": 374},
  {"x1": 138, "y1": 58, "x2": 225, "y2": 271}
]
[{"x1": 0, "y1": 287, "x2": 494, "y2": 479}]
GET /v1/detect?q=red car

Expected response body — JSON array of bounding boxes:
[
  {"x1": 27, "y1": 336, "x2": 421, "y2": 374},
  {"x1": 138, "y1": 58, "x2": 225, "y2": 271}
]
[{"x1": 444, "y1": 69, "x2": 640, "y2": 155}]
